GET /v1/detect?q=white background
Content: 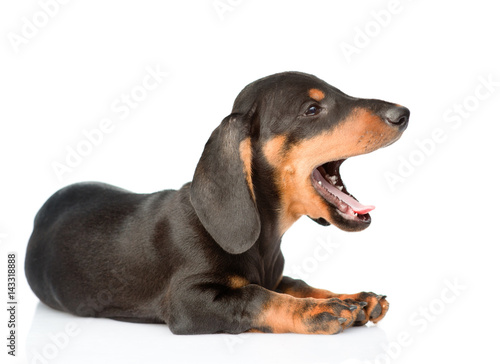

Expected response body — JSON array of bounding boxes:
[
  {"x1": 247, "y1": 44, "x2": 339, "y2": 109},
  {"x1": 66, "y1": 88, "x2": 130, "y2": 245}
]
[{"x1": 1, "y1": 1, "x2": 499, "y2": 363}]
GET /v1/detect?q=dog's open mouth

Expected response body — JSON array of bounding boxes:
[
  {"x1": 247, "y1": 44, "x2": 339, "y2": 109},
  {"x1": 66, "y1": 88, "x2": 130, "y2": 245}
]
[{"x1": 311, "y1": 160, "x2": 374, "y2": 223}]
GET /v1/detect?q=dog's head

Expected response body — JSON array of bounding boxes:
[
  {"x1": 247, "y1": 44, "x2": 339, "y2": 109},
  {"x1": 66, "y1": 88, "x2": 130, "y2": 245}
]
[{"x1": 191, "y1": 72, "x2": 409, "y2": 254}]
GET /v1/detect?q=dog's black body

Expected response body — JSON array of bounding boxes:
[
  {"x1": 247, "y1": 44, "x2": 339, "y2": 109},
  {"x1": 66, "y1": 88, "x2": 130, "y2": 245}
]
[{"x1": 26, "y1": 72, "x2": 409, "y2": 334}]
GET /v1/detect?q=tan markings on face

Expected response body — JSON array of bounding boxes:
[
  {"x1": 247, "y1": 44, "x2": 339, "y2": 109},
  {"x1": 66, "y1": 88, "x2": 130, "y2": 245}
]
[
  {"x1": 262, "y1": 135, "x2": 286, "y2": 166},
  {"x1": 263, "y1": 107, "x2": 402, "y2": 234},
  {"x1": 228, "y1": 276, "x2": 250, "y2": 289},
  {"x1": 308, "y1": 88, "x2": 325, "y2": 102},
  {"x1": 239, "y1": 138, "x2": 255, "y2": 201}
]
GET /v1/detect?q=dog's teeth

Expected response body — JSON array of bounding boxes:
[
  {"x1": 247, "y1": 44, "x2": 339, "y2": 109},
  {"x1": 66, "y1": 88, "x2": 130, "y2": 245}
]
[
  {"x1": 318, "y1": 181, "x2": 322, "y2": 186},
  {"x1": 328, "y1": 175, "x2": 344, "y2": 191}
]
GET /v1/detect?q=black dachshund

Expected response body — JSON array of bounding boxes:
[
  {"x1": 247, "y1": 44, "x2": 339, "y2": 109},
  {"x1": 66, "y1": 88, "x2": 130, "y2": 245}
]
[{"x1": 26, "y1": 72, "x2": 409, "y2": 334}]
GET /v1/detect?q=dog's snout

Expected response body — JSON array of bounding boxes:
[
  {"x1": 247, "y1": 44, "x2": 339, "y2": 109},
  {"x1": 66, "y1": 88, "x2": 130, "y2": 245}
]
[{"x1": 383, "y1": 105, "x2": 409, "y2": 130}]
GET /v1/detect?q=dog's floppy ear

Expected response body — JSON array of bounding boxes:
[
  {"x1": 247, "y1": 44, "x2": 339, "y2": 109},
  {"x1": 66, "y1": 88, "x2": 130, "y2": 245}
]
[{"x1": 190, "y1": 114, "x2": 260, "y2": 254}]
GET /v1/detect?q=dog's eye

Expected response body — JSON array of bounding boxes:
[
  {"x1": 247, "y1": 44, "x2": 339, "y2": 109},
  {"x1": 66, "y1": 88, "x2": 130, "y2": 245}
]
[{"x1": 305, "y1": 105, "x2": 321, "y2": 116}]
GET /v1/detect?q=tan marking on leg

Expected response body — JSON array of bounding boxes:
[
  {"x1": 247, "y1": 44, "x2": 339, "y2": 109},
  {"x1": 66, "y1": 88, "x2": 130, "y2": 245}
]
[
  {"x1": 282, "y1": 286, "x2": 336, "y2": 299},
  {"x1": 254, "y1": 293, "x2": 351, "y2": 334},
  {"x1": 255, "y1": 294, "x2": 296, "y2": 333},
  {"x1": 276, "y1": 277, "x2": 336, "y2": 299},
  {"x1": 245, "y1": 328, "x2": 268, "y2": 333}
]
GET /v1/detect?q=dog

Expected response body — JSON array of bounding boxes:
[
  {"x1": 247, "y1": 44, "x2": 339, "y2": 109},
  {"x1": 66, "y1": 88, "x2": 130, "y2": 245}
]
[{"x1": 25, "y1": 72, "x2": 409, "y2": 334}]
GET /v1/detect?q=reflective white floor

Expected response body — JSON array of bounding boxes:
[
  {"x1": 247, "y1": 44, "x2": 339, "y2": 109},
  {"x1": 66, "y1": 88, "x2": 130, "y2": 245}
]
[{"x1": 26, "y1": 303, "x2": 390, "y2": 364}]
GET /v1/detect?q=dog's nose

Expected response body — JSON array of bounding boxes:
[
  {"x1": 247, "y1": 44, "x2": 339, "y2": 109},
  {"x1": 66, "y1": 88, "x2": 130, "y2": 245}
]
[{"x1": 383, "y1": 105, "x2": 410, "y2": 130}]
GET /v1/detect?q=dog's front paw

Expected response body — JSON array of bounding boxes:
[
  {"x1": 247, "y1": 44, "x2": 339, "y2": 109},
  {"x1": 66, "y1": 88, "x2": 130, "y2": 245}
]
[
  {"x1": 298, "y1": 298, "x2": 367, "y2": 334},
  {"x1": 342, "y1": 292, "x2": 389, "y2": 326}
]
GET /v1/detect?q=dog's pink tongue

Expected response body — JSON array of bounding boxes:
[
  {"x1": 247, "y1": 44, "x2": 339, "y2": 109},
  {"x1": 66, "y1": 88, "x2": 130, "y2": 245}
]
[
  {"x1": 338, "y1": 193, "x2": 375, "y2": 214},
  {"x1": 313, "y1": 169, "x2": 375, "y2": 214}
]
